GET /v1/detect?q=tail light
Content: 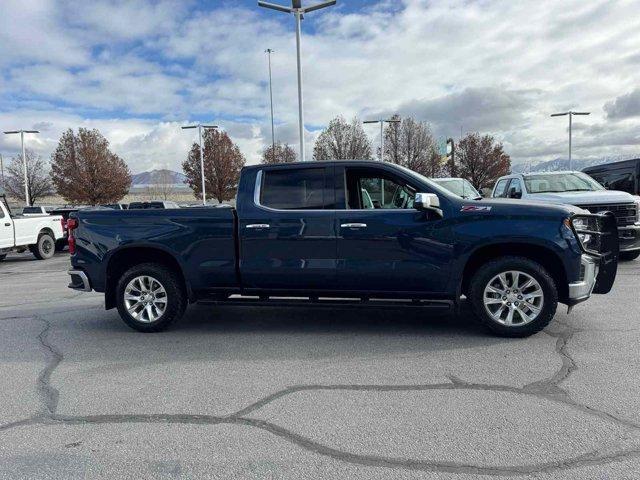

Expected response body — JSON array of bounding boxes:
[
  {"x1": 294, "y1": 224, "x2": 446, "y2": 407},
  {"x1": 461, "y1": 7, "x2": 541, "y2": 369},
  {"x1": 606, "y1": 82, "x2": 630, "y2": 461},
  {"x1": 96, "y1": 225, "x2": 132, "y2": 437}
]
[
  {"x1": 67, "y1": 218, "x2": 78, "y2": 254},
  {"x1": 60, "y1": 217, "x2": 68, "y2": 233}
]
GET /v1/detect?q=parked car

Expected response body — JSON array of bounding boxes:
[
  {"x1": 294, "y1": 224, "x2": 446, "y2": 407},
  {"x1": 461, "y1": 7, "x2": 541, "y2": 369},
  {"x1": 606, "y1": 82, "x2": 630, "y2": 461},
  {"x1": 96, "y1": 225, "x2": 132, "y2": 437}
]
[
  {"x1": 583, "y1": 158, "x2": 640, "y2": 196},
  {"x1": 128, "y1": 201, "x2": 180, "y2": 209},
  {"x1": 21, "y1": 205, "x2": 55, "y2": 216},
  {"x1": 431, "y1": 178, "x2": 482, "y2": 199},
  {"x1": 492, "y1": 171, "x2": 640, "y2": 261},
  {"x1": 0, "y1": 188, "x2": 65, "y2": 261},
  {"x1": 67, "y1": 162, "x2": 618, "y2": 337}
]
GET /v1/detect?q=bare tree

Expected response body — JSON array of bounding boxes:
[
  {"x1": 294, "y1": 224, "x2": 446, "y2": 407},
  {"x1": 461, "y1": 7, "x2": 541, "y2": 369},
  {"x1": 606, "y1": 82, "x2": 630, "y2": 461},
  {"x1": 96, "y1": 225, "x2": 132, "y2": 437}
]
[
  {"x1": 182, "y1": 129, "x2": 245, "y2": 203},
  {"x1": 4, "y1": 149, "x2": 54, "y2": 205},
  {"x1": 313, "y1": 116, "x2": 373, "y2": 161},
  {"x1": 51, "y1": 128, "x2": 131, "y2": 204},
  {"x1": 145, "y1": 170, "x2": 175, "y2": 200},
  {"x1": 261, "y1": 142, "x2": 297, "y2": 164},
  {"x1": 454, "y1": 132, "x2": 511, "y2": 190},
  {"x1": 383, "y1": 115, "x2": 443, "y2": 177}
]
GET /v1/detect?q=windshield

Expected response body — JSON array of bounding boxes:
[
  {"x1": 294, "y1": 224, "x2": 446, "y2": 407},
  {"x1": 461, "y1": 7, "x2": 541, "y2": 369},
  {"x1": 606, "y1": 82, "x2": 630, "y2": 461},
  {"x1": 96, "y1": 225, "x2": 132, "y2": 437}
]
[
  {"x1": 523, "y1": 172, "x2": 605, "y2": 193},
  {"x1": 433, "y1": 179, "x2": 481, "y2": 199}
]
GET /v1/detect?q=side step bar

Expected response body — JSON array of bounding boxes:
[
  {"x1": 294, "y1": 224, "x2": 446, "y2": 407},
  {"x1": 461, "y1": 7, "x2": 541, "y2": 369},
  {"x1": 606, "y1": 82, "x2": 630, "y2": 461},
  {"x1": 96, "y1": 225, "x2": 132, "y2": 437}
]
[{"x1": 198, "y1": 295, "x2": 453, "y2": 310}]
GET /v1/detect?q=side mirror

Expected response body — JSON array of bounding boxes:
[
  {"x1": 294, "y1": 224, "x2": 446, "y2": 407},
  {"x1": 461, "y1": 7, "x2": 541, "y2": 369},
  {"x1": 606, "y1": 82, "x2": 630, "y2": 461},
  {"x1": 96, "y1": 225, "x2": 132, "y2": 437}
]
[
  {"x1": 415, "y1": 193, "x2": 443, "y2": 217},
  {"x1": 508, "y1": 187, "x2": 522, "y2": 199}
]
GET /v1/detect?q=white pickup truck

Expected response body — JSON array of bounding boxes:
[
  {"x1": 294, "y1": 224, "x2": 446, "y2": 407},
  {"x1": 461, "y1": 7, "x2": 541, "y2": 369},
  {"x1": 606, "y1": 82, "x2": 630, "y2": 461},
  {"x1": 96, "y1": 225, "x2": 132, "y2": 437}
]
[{"x1": 0, "y1": 188, "x2": 64, "y2": 261}]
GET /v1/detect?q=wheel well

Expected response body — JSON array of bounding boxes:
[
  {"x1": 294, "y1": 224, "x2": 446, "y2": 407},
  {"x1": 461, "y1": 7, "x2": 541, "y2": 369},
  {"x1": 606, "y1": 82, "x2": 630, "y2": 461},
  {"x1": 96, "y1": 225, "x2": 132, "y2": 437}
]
[
  {"x1": 38, "y1": 228, "x2": 55, "y2": 239},
  {"x1": 105, "y1": 247, "x2": 189, "y2": 309},
  {"x1": 461, "y1": 243, "x2": 569, "y2": 302}
]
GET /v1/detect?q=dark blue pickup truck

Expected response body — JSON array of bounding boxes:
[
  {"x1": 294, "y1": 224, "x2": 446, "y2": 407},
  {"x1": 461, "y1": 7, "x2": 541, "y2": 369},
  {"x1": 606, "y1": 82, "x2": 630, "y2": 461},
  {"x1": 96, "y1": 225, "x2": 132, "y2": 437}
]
[{"x1": 67, "y1": 161, "x2": 619, "y2": 337}]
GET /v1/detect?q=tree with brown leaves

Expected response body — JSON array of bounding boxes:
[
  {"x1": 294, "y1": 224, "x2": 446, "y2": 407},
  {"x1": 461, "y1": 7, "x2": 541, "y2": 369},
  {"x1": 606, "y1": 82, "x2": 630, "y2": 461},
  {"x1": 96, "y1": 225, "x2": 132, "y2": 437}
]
[
  {"x1": 261, "y1": 142, "x2": 297, "y2": 164},
  {"x1": 313, "y1": 116, "x2": 373, "y2": 161},
  {"x1": 383, "y1": 115, "x2": 443, "y2": 177},
  {"x1": 3, "y1": 149, "x2": 54, "y2": 205},
  {"x1": 51, "y1": 128, "x2": 131, "y2": 205},
  {"x1": 454, "y1": 133, "x2": 511, "y2": 190},
  {"x1": 182, "y1": 129, "x2": 245, "y2": 203}
]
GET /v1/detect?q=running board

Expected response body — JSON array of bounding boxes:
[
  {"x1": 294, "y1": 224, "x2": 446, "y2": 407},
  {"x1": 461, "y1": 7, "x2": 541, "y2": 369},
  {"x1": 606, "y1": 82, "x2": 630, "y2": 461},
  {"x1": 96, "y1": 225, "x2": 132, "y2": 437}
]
[{"x1": 197, "y1": 295, "x2": 453, "y2": 310}]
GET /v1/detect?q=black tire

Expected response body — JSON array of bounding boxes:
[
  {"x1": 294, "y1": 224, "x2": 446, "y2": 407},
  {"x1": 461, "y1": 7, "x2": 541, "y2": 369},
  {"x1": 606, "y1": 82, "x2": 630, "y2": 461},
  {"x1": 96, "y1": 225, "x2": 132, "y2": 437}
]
[
  {"x1": 116, "y1": 263, "x2": 186, "y2": 332},
  {"x1": 620, "y1": 251, "x2": 640, "y2": 261},
  {"x1": 32, "y1": 232, "x2": 56, "y2": 260},
  {"x1": 469, "y1": 256, "x2": 558, "y2": 338},
  {"x1": 0, "y1": 254, "x2": 6, "y2": 262},
  {"x1": 55, "y1": 239, "x2": 67, "y2": 252}
]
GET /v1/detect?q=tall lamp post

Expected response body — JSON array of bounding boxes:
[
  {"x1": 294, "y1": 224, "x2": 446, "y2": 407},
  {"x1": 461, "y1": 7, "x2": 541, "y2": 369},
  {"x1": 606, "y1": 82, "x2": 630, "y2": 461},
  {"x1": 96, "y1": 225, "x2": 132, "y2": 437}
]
[
  {"x1": 258, "y1": 0, "x2": 337, "y2": 162},
  {"x1": 181, "y1": 124, "x2": 218, "y2": 205},
  {"x1": 3, "y1": 129, "x2": 39, "y2": 205},
  {"x1": 265, "y1": 48, "x2": 276, "y2": 155},
  {"x1": 363, "y1": 118, "x2": 401, "y2": 161},
  {"x1": 550, "y1": 111, "x2": 590, "y2": 170}
]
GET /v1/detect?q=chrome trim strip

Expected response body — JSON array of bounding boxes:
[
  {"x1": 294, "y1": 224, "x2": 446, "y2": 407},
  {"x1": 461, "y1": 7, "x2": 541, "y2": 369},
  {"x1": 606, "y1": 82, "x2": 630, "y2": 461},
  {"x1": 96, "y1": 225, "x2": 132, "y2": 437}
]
[
  {"x1": 568, "y1": 255, "x2": 598, "y2": 300},
  {"x1": 68, "y1": 269, "x2": 91, "y2": 292}
]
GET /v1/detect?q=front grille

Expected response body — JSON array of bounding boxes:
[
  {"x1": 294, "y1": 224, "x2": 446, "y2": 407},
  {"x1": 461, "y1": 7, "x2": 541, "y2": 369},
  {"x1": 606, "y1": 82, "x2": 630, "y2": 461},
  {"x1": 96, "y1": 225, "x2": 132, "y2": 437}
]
[{"x1": 577, "y1": 203, "x2": 637, "y2": 227}]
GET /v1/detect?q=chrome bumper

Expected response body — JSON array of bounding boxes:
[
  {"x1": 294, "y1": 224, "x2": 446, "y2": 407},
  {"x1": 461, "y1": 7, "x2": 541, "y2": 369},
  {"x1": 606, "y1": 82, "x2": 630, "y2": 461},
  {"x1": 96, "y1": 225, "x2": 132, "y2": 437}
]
[
  {"x1": 568, "y1": 255, "x2": 598, "y2": 302},
  {"x1": 68, "y1": 269, "x2": 91, "y2": 292}
]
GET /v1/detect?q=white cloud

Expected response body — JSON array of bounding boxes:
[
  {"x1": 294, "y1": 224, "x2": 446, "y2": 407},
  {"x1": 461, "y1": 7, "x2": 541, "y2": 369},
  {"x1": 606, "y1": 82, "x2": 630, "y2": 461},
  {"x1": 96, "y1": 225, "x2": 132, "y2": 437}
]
[{"x1": 1, "y1": 0, "x2": 640, "y2": 173}]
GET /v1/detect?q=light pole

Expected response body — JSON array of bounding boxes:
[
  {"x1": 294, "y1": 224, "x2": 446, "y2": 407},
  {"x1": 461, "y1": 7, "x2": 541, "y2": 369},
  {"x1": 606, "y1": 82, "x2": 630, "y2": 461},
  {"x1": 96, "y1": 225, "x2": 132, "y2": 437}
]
[
  {"x1": 181, "y1": 124, "x2": 218, "y2": 205},
  {"x1": 550, "y1": 111, "x2": 590, "y2": 170},
  {"x1": 0, "y1": 154, "x2": 4, "y2": 189},
  {"x1": 258, "y1": 0, "x2": 337, "y2": 162},
  {"x1": 363, "y1": 118, "x2": 400, "y2": 161},
  {"x1": 265, "y1": 49, "x2": 276, "y2": 157},
  {"x1": 3, "y1": 129, "x2": 39, "y2": 205}
]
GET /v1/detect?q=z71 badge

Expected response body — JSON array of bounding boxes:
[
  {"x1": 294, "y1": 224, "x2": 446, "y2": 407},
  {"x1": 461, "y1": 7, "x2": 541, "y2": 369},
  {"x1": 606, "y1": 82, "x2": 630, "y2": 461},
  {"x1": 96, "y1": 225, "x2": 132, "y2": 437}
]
[{"x1": 461, "y1": 205, "x2": 492, "y2": 212}]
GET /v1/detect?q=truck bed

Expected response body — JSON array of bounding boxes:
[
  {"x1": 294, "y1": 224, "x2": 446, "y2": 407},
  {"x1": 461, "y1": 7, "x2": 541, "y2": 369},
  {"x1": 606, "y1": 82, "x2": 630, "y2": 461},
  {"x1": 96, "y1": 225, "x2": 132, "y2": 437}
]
[{"x1": 73, "y1": 207, "x2": 238, "y2": 293}]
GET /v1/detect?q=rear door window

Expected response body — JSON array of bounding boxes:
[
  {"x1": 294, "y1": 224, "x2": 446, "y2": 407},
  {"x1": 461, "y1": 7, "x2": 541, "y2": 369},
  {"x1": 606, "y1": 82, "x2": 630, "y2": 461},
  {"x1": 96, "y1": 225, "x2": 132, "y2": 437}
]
[{"x1": 261, "y1": 167, "x2": 325, "y2": 210}]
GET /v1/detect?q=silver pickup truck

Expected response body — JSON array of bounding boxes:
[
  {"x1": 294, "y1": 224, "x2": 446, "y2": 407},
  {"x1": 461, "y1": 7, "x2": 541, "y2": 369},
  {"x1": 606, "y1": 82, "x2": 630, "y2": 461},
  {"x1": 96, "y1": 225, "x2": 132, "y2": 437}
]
[
  {"x1": 492, "y1": 171, "x2": 640, "y2": 261},
  {"x1": 0, "y1": 188, "x2": 64, "y2": 261}
]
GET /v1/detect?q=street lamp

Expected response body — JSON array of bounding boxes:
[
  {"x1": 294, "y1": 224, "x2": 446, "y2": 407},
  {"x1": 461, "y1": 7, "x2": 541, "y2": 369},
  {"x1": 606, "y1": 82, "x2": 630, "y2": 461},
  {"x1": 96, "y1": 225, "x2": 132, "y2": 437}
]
[
  {"x1": 181, "y1": 124, "x2": 218, "y2": 205},
  {"x1": 550, "y1": 111, "x2": 590, "y2": 170},
  {"x1": 363, "y1": 118, "x2": 400, "y2": 161},
  {"x1": 3, "y1": 129, "x2": 39, "y2": 205},
  {"x1": 265, "y1": 48, "x2": 276, "y2": 155},
  {"x1": 258, "y1": 0, "x2": 337, "y2": 162}
]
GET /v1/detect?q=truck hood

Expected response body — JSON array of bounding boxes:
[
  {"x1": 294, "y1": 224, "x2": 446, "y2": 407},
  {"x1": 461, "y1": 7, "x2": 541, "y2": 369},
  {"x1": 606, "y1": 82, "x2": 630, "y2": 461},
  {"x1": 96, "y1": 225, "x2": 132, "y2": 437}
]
[
  {"x1": 466, "y1": 198, "x2": 587, "y2": 216},
  {"x1": 527, "y1": 190, "x2": 635, "y2": 205}
]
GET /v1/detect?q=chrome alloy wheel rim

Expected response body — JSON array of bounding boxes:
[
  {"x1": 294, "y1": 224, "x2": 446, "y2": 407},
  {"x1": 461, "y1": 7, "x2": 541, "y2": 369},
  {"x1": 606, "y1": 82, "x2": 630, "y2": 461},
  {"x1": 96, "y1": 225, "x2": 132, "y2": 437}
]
[
  {"x1": 483, "y1": 270, "x2": 544, "y2": 326},
  {"x1": 124, "y1": 275, "x2": 168, "y2": 323}
]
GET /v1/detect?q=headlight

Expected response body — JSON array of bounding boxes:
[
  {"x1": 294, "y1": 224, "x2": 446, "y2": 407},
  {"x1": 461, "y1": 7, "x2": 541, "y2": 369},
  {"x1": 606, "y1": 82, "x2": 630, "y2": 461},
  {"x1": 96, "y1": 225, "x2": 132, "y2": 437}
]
[
  {"x1": 570, "y1": 215, "x2": 601, "y2": 254},
  {"x1": 635, "y1": 198, "x2": 640, "y2": 224}
]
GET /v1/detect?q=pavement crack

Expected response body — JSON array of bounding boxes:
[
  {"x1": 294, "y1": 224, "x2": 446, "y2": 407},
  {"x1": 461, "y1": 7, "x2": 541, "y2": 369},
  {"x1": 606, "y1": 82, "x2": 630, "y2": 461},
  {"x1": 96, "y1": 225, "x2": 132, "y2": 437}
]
[{"x1": 35, "y1": 316, "x2": 63, "y2": 415}]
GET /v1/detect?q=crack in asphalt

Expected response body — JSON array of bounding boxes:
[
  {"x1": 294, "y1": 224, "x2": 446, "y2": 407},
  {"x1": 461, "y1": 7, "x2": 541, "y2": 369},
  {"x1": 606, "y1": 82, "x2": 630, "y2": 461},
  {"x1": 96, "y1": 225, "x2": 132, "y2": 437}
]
[{"x1": 2, "y1": 313, "x2": 640, "y2": 477}]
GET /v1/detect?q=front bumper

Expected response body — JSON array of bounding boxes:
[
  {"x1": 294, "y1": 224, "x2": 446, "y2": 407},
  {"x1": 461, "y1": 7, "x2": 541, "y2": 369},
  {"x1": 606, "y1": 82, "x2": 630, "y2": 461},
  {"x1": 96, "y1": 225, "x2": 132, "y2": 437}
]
[
  {"x1": 618, "y1": 225, "x2": 640, "y2": 252},
  {"x1": 568, "y1": 255, "x2": 599, "y2": 304}
]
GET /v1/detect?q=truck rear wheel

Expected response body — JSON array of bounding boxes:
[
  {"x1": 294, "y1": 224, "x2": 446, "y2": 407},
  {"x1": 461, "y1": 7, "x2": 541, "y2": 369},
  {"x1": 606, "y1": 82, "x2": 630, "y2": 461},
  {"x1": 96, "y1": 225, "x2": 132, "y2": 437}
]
[
  {"x1": 116, "y1": 263, "x2": 186, "y2": 332},
  {"x1": 31, "y1": 232, "x2": 56, "y2": 260},
  {"x1": 469, "y1": 256, "x2": 558, "y2": 338},
  {"x1": 0, "y1": 254, "x2": 6, "y2": 262}
]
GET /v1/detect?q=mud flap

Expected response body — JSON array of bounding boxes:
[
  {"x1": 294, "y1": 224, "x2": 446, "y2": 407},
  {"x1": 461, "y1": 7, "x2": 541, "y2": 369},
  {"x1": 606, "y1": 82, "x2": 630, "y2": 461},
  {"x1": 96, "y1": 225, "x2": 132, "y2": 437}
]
[{"x1": 593, "y1": 211, "x2": 619, "y2": 294}]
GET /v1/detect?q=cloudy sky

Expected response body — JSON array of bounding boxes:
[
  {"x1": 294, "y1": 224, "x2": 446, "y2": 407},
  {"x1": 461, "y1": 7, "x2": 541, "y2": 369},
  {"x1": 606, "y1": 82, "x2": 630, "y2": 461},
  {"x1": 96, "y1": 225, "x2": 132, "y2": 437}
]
[{"x1": 1, "y1": 0, "x2": 639, "y2": 173}]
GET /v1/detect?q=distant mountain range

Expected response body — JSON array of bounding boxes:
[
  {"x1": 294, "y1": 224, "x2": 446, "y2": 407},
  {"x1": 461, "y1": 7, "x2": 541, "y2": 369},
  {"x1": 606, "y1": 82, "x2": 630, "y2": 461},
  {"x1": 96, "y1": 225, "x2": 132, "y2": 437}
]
[
  {"x1": 131, "y1": 169, "x2": 189, "y2": 190},
  {"x1": 511, "y1": 156, "x2": 638, "y2": 173}
]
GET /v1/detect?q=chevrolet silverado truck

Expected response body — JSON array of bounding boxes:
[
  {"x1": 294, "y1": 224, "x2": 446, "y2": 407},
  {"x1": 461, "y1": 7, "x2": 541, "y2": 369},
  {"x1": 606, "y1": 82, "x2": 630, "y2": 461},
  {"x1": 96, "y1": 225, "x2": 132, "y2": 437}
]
[
  {"x1": 492, "y1": 171, "x2": 640, "y2": 261},
  {"x1": 67, "y1": 161, "x2": 619, "y2": 337},
  {"x1": 0, "y1": 188, "x2": 65, "y2": 261}
]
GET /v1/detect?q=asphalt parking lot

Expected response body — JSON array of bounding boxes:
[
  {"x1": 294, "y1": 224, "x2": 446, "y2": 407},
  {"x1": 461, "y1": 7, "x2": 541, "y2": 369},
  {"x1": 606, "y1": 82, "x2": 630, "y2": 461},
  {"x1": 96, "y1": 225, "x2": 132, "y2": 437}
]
[{"x1": 0, "y1": 252, "x2": 639, "y2": 479}]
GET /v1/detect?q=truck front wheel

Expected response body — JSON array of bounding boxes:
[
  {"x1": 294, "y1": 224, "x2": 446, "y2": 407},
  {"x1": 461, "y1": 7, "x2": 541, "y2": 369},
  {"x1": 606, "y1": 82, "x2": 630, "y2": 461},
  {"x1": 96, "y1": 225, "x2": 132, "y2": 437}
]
[
  {"x1": 116, "y1": 263, "x2": 186, "y2": 332},
  {"x1": 619, "y1": 251, "x2": 640, "y2": 261},
  {"x1": 469, "y1": 256, "x2": 558, "y2": 338}
]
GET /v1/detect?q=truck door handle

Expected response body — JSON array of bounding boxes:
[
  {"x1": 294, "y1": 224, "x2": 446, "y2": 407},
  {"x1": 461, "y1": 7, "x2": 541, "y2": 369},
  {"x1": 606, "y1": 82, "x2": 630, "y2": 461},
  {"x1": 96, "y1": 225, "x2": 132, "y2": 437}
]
[
  {"x1": 340, "y1": 223, "x2": 367, "y2": 228},
  {"x1": 246, "y1": 224, "x2": 270, "y2": 229},
  {"x1": 4, "y1": 223, "x2": 9, "y2": 227}
]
